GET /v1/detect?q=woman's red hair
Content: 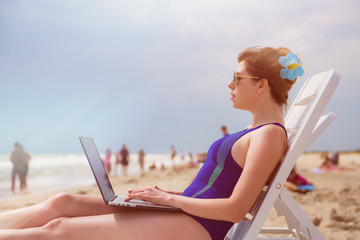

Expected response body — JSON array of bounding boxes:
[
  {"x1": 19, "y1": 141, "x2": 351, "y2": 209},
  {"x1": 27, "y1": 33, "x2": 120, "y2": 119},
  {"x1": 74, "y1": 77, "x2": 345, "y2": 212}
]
[{"x1": 237, "y1": 46, "x2": 299, "y2": 108}]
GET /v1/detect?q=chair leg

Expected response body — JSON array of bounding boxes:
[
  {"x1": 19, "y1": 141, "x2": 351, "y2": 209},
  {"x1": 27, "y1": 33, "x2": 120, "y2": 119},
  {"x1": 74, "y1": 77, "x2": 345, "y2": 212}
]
[{"x1": 272, "y1": 189, "x2": 325, "y2": 240}]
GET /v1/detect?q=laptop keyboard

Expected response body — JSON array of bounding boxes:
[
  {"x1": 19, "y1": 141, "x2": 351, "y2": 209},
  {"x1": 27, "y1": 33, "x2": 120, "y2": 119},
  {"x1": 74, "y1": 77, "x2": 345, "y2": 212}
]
[
  {"x1": 114, "y1": 196, "x2": 154, "y2": 206},
  {"x1": 128, "y1": 198, "x2": 155, "y2": 205}
]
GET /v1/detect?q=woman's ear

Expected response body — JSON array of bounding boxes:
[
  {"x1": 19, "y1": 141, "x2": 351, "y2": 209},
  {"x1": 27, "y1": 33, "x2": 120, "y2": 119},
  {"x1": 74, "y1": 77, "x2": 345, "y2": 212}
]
[{"x1": 257, "y1": 78, "x2": 269, "y2": 94}]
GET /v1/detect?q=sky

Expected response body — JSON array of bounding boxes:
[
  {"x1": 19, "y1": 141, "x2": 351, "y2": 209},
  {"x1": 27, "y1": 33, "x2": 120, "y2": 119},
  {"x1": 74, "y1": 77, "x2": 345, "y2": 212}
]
[{"x1": 0, "y1": 0, "x2": 359, "y2": 154}]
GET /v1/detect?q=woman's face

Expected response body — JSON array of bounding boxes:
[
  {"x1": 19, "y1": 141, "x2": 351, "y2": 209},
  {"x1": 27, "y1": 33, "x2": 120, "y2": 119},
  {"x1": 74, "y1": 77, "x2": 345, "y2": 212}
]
[{"x1": 228, "y1": 61, "x2": 259, "y2": 110}]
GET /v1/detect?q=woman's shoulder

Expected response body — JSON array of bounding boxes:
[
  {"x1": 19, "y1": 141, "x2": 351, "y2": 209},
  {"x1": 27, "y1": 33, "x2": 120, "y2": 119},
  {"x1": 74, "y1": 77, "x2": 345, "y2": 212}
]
[
  {"x1": 249, "y1": 123, "x2": 288, "y2": 149},
  {"x1": 257, "y1": 123, "x2": 286, "y2": 135}
]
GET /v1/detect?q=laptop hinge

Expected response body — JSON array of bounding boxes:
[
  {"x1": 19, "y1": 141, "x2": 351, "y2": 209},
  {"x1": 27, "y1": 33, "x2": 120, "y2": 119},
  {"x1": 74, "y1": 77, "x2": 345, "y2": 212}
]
[{"x1": 108, "y1": 195, "x2": 117, "y2": 203}]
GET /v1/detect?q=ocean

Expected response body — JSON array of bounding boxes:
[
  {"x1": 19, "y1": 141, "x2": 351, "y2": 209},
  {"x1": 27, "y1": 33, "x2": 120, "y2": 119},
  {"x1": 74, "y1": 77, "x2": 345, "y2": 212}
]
[{"x1": 0, "y1": 153, "x2": 176, "y2": 201}]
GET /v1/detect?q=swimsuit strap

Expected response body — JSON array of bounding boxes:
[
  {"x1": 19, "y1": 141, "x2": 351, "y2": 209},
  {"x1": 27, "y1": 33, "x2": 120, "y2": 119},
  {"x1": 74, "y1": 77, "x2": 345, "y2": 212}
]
[{"x1": 249, "y1": 122, "x2": 288, "y2": 139}]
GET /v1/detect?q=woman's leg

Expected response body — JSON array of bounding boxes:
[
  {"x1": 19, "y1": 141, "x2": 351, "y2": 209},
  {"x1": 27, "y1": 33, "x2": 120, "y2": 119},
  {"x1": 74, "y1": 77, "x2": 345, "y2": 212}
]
[
  {"x1": 0, "y1": 193, "x2": 124, "y2": 229},
  {"x1": 0, "y1": 210, "x2": 211, "y2": 240}
]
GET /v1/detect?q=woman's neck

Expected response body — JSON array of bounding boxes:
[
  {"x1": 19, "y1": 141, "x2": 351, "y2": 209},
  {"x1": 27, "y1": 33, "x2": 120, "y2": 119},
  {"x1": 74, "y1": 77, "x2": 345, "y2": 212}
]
[{"x1": 250, "y1": 103, "x2": 284, "y2": 128}]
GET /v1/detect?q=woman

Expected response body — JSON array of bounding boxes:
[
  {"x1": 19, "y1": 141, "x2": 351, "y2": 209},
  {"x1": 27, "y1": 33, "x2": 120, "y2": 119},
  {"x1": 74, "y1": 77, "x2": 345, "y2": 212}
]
[{"x1": 0, "y1": 46, "x2": 303, "y2": 240}]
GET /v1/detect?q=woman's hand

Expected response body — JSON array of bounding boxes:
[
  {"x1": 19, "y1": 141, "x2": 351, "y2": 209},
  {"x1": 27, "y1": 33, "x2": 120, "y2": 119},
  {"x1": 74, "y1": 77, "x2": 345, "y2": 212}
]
[{"x1": 125, "y1": 186, "x2": 176, "y2": 206}]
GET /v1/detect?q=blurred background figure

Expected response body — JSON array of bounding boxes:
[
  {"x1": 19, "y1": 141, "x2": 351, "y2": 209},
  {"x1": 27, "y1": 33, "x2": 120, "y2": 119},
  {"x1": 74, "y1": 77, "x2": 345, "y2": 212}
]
[
  {"x1": 188, "y1": 152, "x2": 194, "y2": 163},
  {"x1": 170, "y1": 145, "x2": 176, "y2": 163},
  {"x1": 138, "y1": 149, "x2": 145, "y2": 176},
  {"x1": 330, "y1": 151, "x2": 339, "y2": 165},
  {"x1": 120, "y1": 144, "x2": 129, "y2": 176},
  {"x1": 9, "y1": 142, "x2": 31, "y2": 194},
  {"x1": 221, "y1": 125, "x2": 229, "y2": 136},
  {"x1": 102, "y1": 148, "x2": 112, "y2": 174},
  {"x1": 197, "y1": 152, "x2": 207, "y2": 163},
  {"x1": 320, "y1": 152, "x2": 339, "y2": 171},
  {"x1": 284, "y1": 166, "x2": 314, "y2": 194},
  {"x1": 319, "y1": 151, "x2": 353, "y2": 172}
]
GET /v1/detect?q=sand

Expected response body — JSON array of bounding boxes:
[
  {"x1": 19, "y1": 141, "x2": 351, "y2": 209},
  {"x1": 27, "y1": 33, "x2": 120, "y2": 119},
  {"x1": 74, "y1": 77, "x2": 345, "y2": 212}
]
[
  {"x1": 264, "y1": 152, "x2": 360, "y2": 240},
  {"x1": 1, "y1": 153, "x2": 359, "y2": 239}
]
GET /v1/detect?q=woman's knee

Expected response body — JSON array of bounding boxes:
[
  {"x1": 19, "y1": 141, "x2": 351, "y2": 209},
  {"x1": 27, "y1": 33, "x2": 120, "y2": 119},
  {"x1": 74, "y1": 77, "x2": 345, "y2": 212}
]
[
  {"x1": 45, "y1": 193, "x2": 77, "y2": 216},
  {"x1": 49, "y1": 192, "x2": 77, "y2": 205},
  {"x1": 41, "y1": 217, "x2": 71, "y2": 239}
]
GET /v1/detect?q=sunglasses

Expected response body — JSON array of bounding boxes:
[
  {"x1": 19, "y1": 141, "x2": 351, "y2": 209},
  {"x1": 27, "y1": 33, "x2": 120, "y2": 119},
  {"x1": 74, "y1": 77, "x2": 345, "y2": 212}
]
[{"x1": 233, "y1": 71, "x2": 260, "y2": 85}]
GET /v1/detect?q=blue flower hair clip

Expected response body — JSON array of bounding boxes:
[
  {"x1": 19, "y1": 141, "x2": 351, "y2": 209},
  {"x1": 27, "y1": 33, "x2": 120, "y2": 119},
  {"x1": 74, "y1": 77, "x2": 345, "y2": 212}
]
[{"x1": 278, "y1": 52, "x2": 304, "y2": 81}]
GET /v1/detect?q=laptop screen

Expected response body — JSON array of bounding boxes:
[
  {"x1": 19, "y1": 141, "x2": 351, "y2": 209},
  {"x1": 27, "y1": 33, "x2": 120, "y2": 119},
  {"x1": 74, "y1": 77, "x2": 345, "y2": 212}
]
[{"x1": 80, "y1": 137, "x2": 115, "y2": 203}]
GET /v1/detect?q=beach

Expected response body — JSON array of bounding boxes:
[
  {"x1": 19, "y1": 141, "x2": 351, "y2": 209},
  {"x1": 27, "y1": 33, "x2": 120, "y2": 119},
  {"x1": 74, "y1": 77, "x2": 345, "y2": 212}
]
[{"x1": 0, "y1": 152, "x2": 359, "y2": 239}]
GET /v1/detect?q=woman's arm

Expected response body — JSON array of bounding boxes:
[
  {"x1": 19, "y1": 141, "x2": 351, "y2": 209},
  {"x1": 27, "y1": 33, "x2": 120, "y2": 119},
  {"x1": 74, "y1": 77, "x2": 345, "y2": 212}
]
[
  {"x1": 155, "y1": 186, "x2": 183, "y2": 195},
  {"x1": 128, "y1": 125, "x2": 287, "y2": 223}
]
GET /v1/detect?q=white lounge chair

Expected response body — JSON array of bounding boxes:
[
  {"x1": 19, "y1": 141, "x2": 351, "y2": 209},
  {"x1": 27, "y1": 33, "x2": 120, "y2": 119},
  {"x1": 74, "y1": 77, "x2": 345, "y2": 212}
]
[{"x1": 225, "y1": 69, "x2": 341, "y2": 240}]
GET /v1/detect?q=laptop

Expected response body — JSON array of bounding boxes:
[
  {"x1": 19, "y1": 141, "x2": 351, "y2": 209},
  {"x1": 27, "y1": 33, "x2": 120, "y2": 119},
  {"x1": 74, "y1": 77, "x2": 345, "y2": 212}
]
[{"x1": 79, "y1": 136, "x2": 181, "y2": 212}]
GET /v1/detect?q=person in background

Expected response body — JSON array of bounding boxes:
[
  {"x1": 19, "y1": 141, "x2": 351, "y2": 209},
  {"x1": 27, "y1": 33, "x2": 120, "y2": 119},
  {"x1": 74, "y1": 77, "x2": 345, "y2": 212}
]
[
  {"x1": 188, "y1": 152, "x2": 194, "y2": 163},
  {"x1": 120, "y1": 144, "x2": 129, "y2": 176},
  {"x1": 319, "y1": 151, "x2": 353, "y2": 172},
  {"x1": 138, "y1": 149, "x2": 145, "y2": 176},
  {"x1": 221, "y1": 125, "x2": 229, "y2": 136},
  {"x1": 330, "y1": 151, "x2": 339, "y2": 165},
  {"x1": 9, "y1": 142, "x2": 31, "y2": 194},
  {"x1": 319, "y1": 152, "x2": 339, "y2": 171},
  {"x1": 284, "y1": 167, "x2": 314, "y2": 193},
  {"x1": 170, "y1": 145, "x2": 176, "y2": 163}
]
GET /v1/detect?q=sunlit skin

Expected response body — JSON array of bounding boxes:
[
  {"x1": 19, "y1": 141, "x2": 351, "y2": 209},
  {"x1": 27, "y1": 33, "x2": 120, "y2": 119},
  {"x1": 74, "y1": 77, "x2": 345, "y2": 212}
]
[
  {"x1": 229, "y1": 62, "x2": 260, "y2": 111},
  {"x1": 0, "y1": 61, "x2": 288, "y2": 240}
]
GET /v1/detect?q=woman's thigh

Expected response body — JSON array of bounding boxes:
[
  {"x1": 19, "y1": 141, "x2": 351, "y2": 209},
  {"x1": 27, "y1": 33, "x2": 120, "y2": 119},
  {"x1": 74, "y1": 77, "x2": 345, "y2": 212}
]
[
  {"x1": 48, "y1": 210, "x2": 211, "y2": 240},
  {"x1": 44, "y1": 193, "x2": 128, "y2": 219}
]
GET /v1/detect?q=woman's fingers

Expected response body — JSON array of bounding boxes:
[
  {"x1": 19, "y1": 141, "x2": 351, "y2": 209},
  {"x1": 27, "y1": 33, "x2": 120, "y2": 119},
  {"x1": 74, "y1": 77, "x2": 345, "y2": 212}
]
[
  {"x1": 154, "y1": 186, "x2": 163, "y2": 191},
  {"x1": 127, "y1": 186, "x2": 171, "y2": 202},
  {"x1": 128, "y1": 186, "x2": 151, "y2": 194},
  {"x1": 128, "y1": 187, "x2": 153, "y2": 198},
  {"x1": 124, "y1": 197, "x2": 133, "y2": 202},
  {"x1": 128, "y1": 187, "x2": 164, "y2": 202}
]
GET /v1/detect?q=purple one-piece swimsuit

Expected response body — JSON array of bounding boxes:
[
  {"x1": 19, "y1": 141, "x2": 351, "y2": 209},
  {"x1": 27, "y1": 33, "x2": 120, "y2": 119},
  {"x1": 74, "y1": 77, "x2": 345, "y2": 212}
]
[{"x1": 182, "y1": 123, "x2": 287, "y2": 240}]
